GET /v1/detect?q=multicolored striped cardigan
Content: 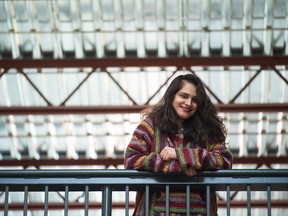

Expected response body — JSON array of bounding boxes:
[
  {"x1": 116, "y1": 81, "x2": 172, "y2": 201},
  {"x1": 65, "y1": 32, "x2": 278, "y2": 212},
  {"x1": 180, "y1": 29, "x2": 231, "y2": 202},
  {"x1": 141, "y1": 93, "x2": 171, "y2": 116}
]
[{"x1": 124, "y1": 117, "x2": 233, "y2": 216}]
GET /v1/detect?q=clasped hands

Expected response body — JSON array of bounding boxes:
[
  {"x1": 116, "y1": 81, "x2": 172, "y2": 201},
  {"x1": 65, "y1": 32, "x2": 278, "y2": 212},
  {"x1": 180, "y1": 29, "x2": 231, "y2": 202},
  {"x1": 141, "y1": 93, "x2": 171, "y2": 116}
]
[{"x1": 159, "y1": 138, "x2": 196, "y2": 176}]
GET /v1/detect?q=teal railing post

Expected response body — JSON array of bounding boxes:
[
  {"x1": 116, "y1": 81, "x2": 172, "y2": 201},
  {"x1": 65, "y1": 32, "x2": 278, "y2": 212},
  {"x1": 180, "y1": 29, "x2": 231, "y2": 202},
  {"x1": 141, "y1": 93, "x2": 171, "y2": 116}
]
[{"x1": 102, "y1": 185, "x2": 112, "y2": 216}]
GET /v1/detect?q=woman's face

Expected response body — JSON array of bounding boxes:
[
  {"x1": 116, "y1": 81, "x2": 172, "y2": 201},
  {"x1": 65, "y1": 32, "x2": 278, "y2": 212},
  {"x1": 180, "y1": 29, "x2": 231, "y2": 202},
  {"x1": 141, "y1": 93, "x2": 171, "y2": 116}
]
[{"x1": 172, "y1": 81, "x2": 198, "y2": 124}]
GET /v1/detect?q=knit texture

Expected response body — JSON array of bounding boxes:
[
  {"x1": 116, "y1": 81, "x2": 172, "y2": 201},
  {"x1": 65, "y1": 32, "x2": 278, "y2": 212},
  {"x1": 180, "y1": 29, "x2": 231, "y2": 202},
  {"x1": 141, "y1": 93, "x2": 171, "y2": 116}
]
[{"x1": 124, "y1": 117, "x2": 233, "y2": 216}]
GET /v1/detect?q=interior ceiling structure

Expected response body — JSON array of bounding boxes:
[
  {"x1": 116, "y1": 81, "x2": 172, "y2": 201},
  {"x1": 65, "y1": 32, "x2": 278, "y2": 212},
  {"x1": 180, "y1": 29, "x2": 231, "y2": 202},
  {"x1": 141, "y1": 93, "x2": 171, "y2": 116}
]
[
  {"x1": 0, "y1": 0, "x2": 287, "y2": 215},
  {"x1": 0, "y1": 0, "x2": 288, "y2": 58},
  {"x1": 0, "y1": 0, "x2": 287, "y2": 165}
]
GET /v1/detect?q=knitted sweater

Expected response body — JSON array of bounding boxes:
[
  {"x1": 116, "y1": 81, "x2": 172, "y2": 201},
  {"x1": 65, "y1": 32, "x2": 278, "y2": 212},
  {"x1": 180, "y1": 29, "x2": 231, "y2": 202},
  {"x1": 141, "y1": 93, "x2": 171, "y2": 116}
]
[{"x1": 124, "y1": 117, "x2": 233, "y2": 216}]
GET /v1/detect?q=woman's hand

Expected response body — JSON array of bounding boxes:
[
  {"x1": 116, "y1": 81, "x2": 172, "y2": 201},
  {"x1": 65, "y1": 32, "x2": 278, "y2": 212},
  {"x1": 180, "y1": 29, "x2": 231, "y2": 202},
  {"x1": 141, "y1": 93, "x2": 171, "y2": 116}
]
[
  {"x1": 160, "y1": 146, "x2": 177, "y2": 161},
  {"x1": 186, "y1": 167, "x2": 197, "y2": 176}
]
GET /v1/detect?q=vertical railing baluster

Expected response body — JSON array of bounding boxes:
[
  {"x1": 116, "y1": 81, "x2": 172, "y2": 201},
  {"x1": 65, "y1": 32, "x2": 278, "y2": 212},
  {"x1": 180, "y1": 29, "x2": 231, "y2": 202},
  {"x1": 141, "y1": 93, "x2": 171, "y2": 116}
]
[
  {"x1": 102, "y1": 186, "x2": 112, "y2": 216},
  {"x1": 84, "y1": 185, "x2": 89, "y2": 216},
  {"x1": 23, "y1": 186, "x2": 28, "y2": 216},
  {"x1": 64, "y1": 185, "x2": 69, "y2": 216},
  {"x1": 4, "y1": 186, "x2": 9, "y2": 216},
  {"x1": 247, "y1": 185, "x2": 251, "y2": 216},
  {"x1": 267, "y1": 185, "x2": 271, "y2": 216},
  {"x1": 145, "y1": 185, "x2": 149, "y2": 216},
  {"x1": 186, "y1": 185, "x2": 190, "y2": 216},
  {"x1": 44, "y1": 186, "x2": 49, "y2": 216},
  {"x1": 206, "y1": 185, "x2": 210, "y2": 216},
  {"x1": 226, "y1": 185, "x2": 231, "y2": 216},
  {"x1": 125, "y1": 185, "x2": 129, "y2": 216},
  {"x1": 165, "y1": 185, "x2": 169, "y2": 215}
]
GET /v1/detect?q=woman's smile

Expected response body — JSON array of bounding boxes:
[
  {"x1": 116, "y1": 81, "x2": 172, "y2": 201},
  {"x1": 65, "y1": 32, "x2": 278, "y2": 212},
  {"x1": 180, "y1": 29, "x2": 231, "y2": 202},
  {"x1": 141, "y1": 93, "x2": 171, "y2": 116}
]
[{"x1": 172, "y1": 82, "x2": 198, "y2": 122}]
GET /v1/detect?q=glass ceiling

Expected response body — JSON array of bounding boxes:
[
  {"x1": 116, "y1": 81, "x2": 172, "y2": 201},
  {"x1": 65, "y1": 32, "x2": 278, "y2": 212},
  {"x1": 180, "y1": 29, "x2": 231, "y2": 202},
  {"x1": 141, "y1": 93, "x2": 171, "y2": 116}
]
[
  {"x1": 0, "y1": 0, "x2": 288, "y2": 58},
  {"x1": 0, "y1": 0, "x2": 287, "y2": 162}
]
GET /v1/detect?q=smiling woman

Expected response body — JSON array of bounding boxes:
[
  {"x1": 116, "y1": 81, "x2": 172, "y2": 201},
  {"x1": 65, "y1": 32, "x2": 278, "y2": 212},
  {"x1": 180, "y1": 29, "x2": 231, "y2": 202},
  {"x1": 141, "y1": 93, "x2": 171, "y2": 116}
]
[
  {"x1": 172, "y1": 81, "x2": 198, "y2": 123},
  {"x1": 124, "y1": 73, "x2": 233, "y2": 216}
]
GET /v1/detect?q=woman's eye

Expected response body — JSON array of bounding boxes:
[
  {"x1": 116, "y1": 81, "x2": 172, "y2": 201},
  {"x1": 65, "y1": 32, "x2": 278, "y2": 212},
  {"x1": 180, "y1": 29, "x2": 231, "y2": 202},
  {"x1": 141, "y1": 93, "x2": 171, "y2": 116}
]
[{"x1": 180, "y1": 94, "x2": 188, "y2": 98}]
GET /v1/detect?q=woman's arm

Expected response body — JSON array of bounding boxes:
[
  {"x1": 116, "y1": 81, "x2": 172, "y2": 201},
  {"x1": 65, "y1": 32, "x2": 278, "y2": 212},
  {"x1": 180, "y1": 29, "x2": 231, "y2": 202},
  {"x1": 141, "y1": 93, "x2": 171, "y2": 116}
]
[
  {"x1": 124, "y1": 118, "x2": 183, "y2": 173},
  {"x1": 176, "y1": 142, "x2": 233, "y2": 171}
]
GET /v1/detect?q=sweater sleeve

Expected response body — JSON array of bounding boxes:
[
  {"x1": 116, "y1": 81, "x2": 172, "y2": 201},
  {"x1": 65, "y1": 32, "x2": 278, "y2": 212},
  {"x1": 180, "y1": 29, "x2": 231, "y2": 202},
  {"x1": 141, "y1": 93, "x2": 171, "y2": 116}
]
[
  {"x1": 176, "y1": 142, "x2": 233, "y2": 171},
  {"x1": 124, "y1": 118, "x2": 183, "y2": 173}
]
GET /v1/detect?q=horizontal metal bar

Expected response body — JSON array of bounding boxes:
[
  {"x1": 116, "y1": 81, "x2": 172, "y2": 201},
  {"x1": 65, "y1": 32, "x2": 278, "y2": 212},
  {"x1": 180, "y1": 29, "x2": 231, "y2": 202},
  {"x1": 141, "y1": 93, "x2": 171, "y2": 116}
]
[
  {"x1": 1, "y1": 176, "x2": 286, "y2": 190},
  {"x1": 0, "y1": 169, "x2": 287, "y2": 178},
  {"x1": 1, "y1": 56, "x2": 288, "y2": 69},
  {"x1": 0, "y1": 157, "x2": 287, "y2": 168},
  {"x1": 0, "y1": 105, "x2": 148, "y2": 115},
  {"x1": 0, "y1": 170, "x2": 287, "y2": 193},
  {"x1": 1, "y1": 200, "x2": 287, "y2": 210},
  {"x1": 0, "y1": 103, "x2": 287, "y2": 115},
  {"x1": 1, "y1": 27, "x2": 288, "y2": 34}
]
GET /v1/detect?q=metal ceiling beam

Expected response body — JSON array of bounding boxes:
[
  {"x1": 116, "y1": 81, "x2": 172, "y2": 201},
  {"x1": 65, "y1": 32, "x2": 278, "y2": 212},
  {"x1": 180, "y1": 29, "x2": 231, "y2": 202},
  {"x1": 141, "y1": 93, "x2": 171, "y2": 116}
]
[
  {"x1": 1, "y1": 56, "x2": 288, "y2": 69},
  {"x1": 0, "y1": 103, "x2": 287, "y2": 115}
]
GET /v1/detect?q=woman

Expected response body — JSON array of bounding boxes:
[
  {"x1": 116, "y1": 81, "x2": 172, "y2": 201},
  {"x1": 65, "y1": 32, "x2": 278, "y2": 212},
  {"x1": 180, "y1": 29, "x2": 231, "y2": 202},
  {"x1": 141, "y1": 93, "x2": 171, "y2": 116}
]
[{"x1": 124, "y1": 73, "x2": 233, "y2": 216}]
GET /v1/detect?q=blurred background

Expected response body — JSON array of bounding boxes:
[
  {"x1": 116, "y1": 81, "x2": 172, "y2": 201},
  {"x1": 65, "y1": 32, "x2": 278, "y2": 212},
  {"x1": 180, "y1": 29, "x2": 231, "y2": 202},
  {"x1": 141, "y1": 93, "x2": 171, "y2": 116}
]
[{"x1": 0, "y1": 0, "x2": 287, "y2": 215}]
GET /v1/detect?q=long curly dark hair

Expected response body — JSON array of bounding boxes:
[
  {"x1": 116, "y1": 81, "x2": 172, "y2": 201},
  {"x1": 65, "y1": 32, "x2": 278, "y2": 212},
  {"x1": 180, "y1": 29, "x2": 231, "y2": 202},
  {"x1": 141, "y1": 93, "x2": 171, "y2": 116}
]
[{"x1": 145, "y1": 73, "x2": 227, "y2": 146}]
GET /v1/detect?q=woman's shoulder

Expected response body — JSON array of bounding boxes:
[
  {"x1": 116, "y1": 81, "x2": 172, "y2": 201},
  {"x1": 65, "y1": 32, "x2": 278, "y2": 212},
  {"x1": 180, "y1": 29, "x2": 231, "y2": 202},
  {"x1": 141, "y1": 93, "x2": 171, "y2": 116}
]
[
  {"x1": 140, "y1": 116, "x2": 155, "y2": 129},
  {"x1": 132, "y1": 116, "x2": 155, "y2": 137}
]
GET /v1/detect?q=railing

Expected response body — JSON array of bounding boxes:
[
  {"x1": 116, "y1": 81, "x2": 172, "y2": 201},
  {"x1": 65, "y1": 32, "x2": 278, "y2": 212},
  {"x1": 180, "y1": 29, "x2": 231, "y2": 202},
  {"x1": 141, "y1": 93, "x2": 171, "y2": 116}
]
[{"x1": 0, "y1": 169, "x2": 287, "y2": 216}]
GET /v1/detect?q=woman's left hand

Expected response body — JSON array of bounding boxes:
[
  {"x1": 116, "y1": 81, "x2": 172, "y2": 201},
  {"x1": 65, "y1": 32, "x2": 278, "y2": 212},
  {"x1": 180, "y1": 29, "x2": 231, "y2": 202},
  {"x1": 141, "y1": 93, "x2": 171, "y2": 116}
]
[{"x1": 160, "y1": 146, "x2": 177, "y2": 161}]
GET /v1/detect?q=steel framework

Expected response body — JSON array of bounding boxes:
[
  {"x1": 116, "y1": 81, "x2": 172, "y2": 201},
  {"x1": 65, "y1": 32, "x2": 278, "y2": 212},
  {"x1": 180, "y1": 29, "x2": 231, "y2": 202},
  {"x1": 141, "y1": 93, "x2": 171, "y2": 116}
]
[{"x1": 0, "y1": 56, "x2": 288, "y2": 113}]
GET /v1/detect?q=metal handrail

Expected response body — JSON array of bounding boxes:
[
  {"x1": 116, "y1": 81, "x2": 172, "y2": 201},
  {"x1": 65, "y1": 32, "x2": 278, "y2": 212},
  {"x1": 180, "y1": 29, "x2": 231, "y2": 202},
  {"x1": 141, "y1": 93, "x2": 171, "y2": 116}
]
[{"x1": 0, "y1": 169, "x2": 288, "y2": 216}]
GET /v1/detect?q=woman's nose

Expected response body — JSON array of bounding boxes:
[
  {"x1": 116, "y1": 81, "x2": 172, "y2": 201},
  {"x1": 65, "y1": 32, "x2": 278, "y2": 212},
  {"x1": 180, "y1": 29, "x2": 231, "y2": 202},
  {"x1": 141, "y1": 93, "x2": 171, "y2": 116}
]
[{"x1": 185, "y1": 99, "x2": 192, "y2": 106}]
